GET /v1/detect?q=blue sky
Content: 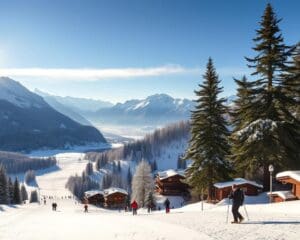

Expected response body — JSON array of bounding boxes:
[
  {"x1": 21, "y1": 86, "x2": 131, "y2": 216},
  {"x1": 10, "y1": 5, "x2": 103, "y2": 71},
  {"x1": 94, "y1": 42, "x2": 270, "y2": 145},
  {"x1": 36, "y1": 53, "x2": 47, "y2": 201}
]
[{"x1": 0, "y1": 0, "x2": 299, "y2": 103}]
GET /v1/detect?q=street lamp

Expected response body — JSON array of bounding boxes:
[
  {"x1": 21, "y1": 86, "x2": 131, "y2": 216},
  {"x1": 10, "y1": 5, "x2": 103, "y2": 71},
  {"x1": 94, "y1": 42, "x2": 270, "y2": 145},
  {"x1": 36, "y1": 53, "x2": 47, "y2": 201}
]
[{"x1": 268, "y1": 164, "x2": 274, "y2": 203}]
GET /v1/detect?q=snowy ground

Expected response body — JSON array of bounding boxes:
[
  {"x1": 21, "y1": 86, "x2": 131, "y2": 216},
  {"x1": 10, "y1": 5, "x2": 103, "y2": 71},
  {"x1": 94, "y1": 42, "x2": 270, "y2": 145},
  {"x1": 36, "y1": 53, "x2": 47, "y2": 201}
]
[{"x1": 1, "y1": 152, "x2": 300, "y2": 240}]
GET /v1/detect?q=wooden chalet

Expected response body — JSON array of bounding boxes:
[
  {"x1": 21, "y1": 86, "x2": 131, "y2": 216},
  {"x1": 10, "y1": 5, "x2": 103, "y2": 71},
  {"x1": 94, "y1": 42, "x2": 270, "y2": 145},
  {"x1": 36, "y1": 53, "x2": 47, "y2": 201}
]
[
  {"x1": 269, "y1": 171, "x2": 300, "y2": 202},
  {"x1": 155, "y1": 169, "x2": 189, "y2": 197},
  {"x1": 103, "y1": 187, "x2": 128, "y2": 208},
  {"x1": 213, "y1": 178, "x2": 263, "y2": 201},
  {"x1": 84, "y1": 190, "x2": 104, "y2": 206}
]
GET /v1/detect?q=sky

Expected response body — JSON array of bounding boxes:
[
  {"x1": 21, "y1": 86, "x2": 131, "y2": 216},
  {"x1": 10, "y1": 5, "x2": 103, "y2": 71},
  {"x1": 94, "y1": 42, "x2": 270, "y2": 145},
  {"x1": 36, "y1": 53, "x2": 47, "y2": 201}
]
[{"x1": 0, "y1": 0, "x2": 299, "y2": 103}]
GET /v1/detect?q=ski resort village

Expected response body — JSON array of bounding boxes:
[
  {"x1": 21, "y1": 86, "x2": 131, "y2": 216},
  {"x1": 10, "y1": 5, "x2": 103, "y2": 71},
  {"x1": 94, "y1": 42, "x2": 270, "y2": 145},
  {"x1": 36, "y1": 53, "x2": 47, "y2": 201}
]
[{"x1": 0, "y1": 1, "x2": 299, "y2": 240}]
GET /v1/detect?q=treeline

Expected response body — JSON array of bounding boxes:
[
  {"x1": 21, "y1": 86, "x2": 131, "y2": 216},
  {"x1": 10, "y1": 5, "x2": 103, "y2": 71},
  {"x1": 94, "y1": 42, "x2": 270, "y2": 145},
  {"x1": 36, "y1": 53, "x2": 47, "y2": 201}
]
[
  {"x1": 65, "y1": 171, "x2": 99, "y2": 200},
  {"x1": 86, "y1": 121, "x2": 190, "y2": 165},
  {"x1": 66, "y1": 160, "x2": 132, "y2": 200},
  {"x1": 0, "y1": 151, "x2": 56, "y2": 174},
  {"x1": 0, "y1": 165, "x2": 28, "y2": 204},
  {"x1": 184, "y1": 3, "x2": 300, "y2": 199}
]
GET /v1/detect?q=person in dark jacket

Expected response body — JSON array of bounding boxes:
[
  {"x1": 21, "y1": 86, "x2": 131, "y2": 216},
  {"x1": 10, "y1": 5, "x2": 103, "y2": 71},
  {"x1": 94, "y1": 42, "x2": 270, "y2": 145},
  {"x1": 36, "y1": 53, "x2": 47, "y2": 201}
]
[
  {"x1": 229, "y1": 184, "x2": 244, "y2": 223},
  {"x1": 164, "y1": 198, "x2": 170, "y2": 213},
  {"x1": 84, "y1": 204, "x2": 88, "y2": 213}
]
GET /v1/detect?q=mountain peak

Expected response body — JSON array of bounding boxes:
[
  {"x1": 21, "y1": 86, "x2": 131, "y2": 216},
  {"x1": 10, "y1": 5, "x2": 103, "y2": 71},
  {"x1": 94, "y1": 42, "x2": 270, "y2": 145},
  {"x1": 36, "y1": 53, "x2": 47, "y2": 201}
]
[{"x1": 0, "y1": 77, "x2": 47, "y2": 108}]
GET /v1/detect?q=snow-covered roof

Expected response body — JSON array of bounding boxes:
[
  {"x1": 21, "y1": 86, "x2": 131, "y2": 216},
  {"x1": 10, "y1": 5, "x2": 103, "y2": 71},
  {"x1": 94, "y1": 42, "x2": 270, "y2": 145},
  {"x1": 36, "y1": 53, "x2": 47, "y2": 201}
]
[
  {"x1": 267, "y1": 191, "x2": 296, "y2": 200},
  {"x1": 103, "y1": 187, "x2": 128, "y2": 196},
  {"x1": 276, "y1": 171, "x2": 300, "y2": 182},
  {"x1": 84, "y1": 190, "x2": 104, "y2": 197},
  {"x1": 157, "y1": 169, "x2": 185, "y2": 180},
  {"x1": 214, "y1": 178, "x2": 263, "y2": 189}
]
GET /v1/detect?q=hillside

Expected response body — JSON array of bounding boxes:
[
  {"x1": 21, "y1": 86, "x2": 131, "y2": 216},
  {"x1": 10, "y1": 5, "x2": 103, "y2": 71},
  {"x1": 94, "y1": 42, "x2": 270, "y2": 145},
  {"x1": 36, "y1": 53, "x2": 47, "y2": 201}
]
[{"x1": 0, "y1": 77, "x2": 107, "y2": 151}]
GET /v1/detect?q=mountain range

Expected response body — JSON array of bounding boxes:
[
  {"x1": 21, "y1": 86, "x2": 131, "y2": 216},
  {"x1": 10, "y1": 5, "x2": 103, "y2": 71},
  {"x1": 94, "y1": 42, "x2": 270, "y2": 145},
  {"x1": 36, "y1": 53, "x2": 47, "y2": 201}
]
[{"x1": 0, "y1": 77, "x2": 107, "y2": 151}]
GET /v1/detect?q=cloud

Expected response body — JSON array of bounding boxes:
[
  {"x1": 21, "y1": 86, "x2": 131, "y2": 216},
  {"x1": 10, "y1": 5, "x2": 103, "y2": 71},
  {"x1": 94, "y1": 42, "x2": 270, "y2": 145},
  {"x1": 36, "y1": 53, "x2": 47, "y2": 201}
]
[{"x1": 0, "y1": 65, "x2": 198, "y2": 81}]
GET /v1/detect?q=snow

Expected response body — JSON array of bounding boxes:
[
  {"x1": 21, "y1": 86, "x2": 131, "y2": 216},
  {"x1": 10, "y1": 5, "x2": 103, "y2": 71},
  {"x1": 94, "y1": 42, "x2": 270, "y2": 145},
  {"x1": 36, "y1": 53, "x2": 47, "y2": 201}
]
[
  {"x1": 104, "y1": 187, "x2": 128, "y2": 196},
  {"x1": 235, "y1": 119, "x2": 278, "y2": 142},
  {"x1": 85, "y1": 190, "x2": 104, "y2": 197},
  {"x1": 0, "y1": 77, "x2": 46, "y2": 108},
  {"x1": 1, "y1": 152, "x2": 300, "y2": 240},
  {"x1": 214, "y1": 178, "x2": 263, "y2": 189},
  {"x1": 276, "y1": 170, "x2": 300, "y2": 182},
  {"x1": 267, "y1": 191, "x2": 296, "y2": 200},
  {"x1": 157, "y1": 169, "x2": 185, "y2": 180}
]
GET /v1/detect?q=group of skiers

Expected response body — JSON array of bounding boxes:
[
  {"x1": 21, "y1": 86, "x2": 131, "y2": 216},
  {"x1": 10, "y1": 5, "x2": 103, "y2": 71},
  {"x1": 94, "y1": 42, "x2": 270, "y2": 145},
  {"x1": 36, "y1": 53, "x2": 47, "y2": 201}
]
[
  {"x1": 130, "y1": 198, "x2": 171, "y2": 216},
  {"x1": 77, "y1": 184, "x2": 245, "y2": 223}
]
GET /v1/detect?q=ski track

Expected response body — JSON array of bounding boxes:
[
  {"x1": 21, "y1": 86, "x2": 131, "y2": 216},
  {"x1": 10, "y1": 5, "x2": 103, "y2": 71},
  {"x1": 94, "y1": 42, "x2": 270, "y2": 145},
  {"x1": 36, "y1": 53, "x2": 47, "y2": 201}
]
[{"x1": 1, "y1": 152, "x2": 300, "y2": 240}]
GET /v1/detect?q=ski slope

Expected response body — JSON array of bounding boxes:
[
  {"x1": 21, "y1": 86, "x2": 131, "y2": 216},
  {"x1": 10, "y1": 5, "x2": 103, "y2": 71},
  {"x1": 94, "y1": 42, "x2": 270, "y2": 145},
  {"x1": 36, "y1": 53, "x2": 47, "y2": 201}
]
[{"x1": 1, "y1": 152, "x2": 300, "y2": 240}]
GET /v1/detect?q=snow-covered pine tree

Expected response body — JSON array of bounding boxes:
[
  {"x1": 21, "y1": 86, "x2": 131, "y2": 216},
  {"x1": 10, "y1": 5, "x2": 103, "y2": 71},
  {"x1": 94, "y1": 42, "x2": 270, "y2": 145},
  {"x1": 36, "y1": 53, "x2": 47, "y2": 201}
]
[
  {"x1": 184, "y1": 58, "x2": 232, "y2": 200},
  {"x1": 232, "y1": 4, "x2": 299, "y2": 188},
  {"x1": 0, "y1": 165, "x2": 9, "y2": 204},
  {"x1": 131, "y1": 160, "x2": 154, "y2": 207},
  {"x1": 24, "y1": 170, "x2": 36, "y2": 184},
  {"x1": 20, "y1": 184, "x2": 28, "y2": 202},
  {"x1": 13, "y1": 178, "x2": 21, "y2": 204}
]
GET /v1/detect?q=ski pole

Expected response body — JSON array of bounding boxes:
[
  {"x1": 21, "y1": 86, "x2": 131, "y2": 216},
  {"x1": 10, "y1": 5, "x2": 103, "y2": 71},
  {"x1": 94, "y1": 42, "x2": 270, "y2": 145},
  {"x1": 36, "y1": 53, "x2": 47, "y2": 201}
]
[
  {"x1": 226, "y1": 199, "x2": 230, "y2": 223},
  {"x1": 243, "y1": 204, "x2": 249, "y2": 221}
]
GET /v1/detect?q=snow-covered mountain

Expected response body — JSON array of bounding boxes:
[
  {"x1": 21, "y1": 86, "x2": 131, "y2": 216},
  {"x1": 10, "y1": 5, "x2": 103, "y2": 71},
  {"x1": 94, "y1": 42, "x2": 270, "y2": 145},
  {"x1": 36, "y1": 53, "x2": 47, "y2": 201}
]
[
  {"x1": 0, "y1": 77, "x2": 107, "y2": 151},
  {"x1": 35, "y1": 89, "x2": 113, "y2": 113},
  {"x1": 91, "y1": 94, "x2": 194, "y2": 125},
  {"x1": 35, "y1": 90, "x2": 92, "y2": 126}
]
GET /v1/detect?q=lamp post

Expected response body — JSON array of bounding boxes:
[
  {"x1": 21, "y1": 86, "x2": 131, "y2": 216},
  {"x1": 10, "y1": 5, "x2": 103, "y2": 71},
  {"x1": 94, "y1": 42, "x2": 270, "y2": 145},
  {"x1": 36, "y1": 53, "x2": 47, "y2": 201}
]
[{"x1": 268, "y1": 164, "x2": 274, "y2": 203}]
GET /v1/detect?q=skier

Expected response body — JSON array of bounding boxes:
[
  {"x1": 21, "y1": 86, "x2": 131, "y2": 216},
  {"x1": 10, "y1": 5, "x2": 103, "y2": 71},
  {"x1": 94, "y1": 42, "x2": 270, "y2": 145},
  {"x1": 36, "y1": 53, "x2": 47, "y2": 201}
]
[
  {"x1": 164, "y1": 198, "x2": 170, "y2": 213},
  {"x1": 131, "y1": 200, "x2": 138, "y2": 216},
  {"x1": 84, "y1": 204, "x2": 88, "y2": 213},
  {"x1": 52, "y1": 202, "x2": 57, "y2": 211},
  {"x1": 44, "y1": 199, "x2": 46, "y2": 205},
  {"x1": 229, "y1": 184, "x2": 245, "y2": 223}
]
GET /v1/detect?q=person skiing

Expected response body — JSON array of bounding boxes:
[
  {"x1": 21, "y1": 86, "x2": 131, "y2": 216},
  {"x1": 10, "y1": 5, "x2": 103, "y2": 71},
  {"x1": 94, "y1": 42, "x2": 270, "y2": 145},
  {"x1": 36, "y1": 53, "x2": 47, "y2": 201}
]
[
  {"x1": 52, "y1": 202, "x2": 57, "y2": 211},
  {"x1": 84, "y1": 204, "x2": 88, "y2": 213},
  {"x1": 229, "y1": 184, "x2": 244, "y2": 223},
  {"x1": 164, "y1": 198, "x2": 170, "y2": 213},
  {"x1": 131, "y1": 200, "x2": 138, "y2": 216}
]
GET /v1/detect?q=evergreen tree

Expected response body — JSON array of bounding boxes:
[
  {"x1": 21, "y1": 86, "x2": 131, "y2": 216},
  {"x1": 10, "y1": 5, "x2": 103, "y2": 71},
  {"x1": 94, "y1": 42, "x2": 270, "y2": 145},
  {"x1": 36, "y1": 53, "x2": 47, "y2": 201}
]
[
  {"x1": 20, "y1": 184, "x2": 28, "y2": 202},
  {"x1": 8, "y1": 177, "x2": 14, "y2": 204},
  {"x1": 13, "y1": 178, "x2": 21, "y2": 204},
  {"x1": 29, "y1": 190, "x2": 38, "y2": 203},
  {"x1": 233, "y1": 4, "x2": 299, "y2": 188},
  {"x1": 117, "y1": 161, "x2": 121, "y2": 172},
  {"x1": 127, "y1": 167, "x2": 132, "y2": 186},
  {"x1": 0, "y1": 165, "x2": 9, "y2": 204},
  {"x1": 230, "y1": 76, "x2": 257, "y2": 130},
  {"x1": 145, "y1": 191, "x2": 155, "y2": 208},
  {"x1": 131, "y1": 160, "x2": 154, "y2": 207},
  {"x1": 85, "y1": 162, "x2": 94, "y2": 176},
  {"x1": 151, "y1": 160, "x2": 157, "y2": 172},
  {"x1": 184, "y1": 58, "x2": 231, "y2": 200}
]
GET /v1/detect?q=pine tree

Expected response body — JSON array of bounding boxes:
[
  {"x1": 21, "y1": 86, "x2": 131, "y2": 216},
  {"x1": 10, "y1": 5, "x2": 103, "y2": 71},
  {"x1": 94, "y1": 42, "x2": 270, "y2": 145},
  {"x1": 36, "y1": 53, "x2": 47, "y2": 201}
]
[
  {"x1": 0, "y1": 165, "x2": 9, "y2": 204},
  {"x1": 131, "y1": 160, "x2": 154, "y2": 207},
  {"x1": 8, "y1": 177, "x2": 14, "y2": 204},
  {"x1": 20, "y1": 184, "x2": 28, "y2": 202},
  {"x1": 117, "y1": 161, "x2": 121, "y2": 172},
  {"x1": 184, "y1": 58, "x2": 232, "y2": 200},
  {"x1": 127, "y1": 167, "x2": 132, "y2": 186},
  {"x1": 233, "y1": 4, "x2": 299, "y2": 188},
  {"x1": 230, "y1": 76, "x2": 257, "y2": 130},
  {"x1": 85, "y1": 162, "x2": 94, "y2": 176},
  {"x1": 29, "y1": 190, "x2": 38, "y2": 203},
  {"x1": 13, "y1": 178, "x2": 21, "y2": 204},
  {"x1": 145, "y1": 191, "x2": 155, "y2": 208}
]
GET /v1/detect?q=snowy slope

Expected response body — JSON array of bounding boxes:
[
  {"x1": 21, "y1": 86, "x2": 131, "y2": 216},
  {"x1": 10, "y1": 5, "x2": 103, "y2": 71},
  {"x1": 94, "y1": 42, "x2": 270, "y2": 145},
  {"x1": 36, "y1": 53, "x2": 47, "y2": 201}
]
[
  {"x1": 0, "y1": 77, "x2": 47, "y2": 108},
  {"x1": 1, "y1": 151, "x2": 300, "y2": 240}
]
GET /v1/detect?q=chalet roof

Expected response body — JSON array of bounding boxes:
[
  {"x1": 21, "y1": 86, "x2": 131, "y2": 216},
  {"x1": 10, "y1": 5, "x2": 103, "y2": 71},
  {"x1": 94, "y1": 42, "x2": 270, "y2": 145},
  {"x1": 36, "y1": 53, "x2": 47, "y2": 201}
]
[
  {"x1": 276, "y1": 171, "x2": 300, "y2": 182},
  {"x1": 214, "y1": 178, "x2": 263, "y2": 189},
  {"x1": 157, "y1": 169, "x2": 185, "y2": 180},
  {"x1": 103, "y1": 187, "x2": 128, "y2": 196},
  {"x1": 84, "y1": 190, "x2": 104, "y2": 198},
  {"x1": 267, "y1": 191, "x2": 296, "y2": 200}
]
